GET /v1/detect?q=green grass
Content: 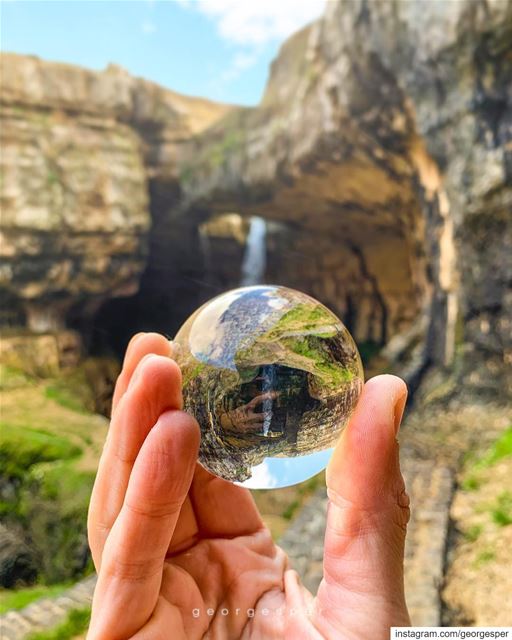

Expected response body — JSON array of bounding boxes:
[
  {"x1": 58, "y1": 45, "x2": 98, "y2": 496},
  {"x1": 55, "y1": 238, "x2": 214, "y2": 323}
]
[
  {"x1": 464, "y1": 524, "x2": 483, "y2": 542},
  {"x1": 26, "y1": 607, "x2": 90, "y2": 640},
  {"x1": 478, "y1": 427, "x2": 512, "y2": 469},
  {"x1": 285, "y1": 336, "x2": 353, "y2": 388},
  {"x1": 267, "y1": 303, "x2": 338, "y2": 338},
  {"x1": 1, "y1": 368, "x2": 107, "y2": 585},
  {"x1": 490, "y1": 491, "x2": 512, "y2": 527},
  {"x1": 0, "y1": 582, "x2": 71, "y2": 614},
  {"x1": 461, "y1": 426, "x2": 512, "y2": 492},
  {"x1": 473, "y1": 549, "x2": 495, "y2": 567},
  {"x1": 461, "y1": 475, "x2": 481, "y2": 491},
  {"x1": 0, "y1": 364, "x2": 34, "y2": 391},
  {"x1": 0, "y1": 423, "x2": 82, "y2": 480},
  {"x1": 44, "y1": 385, "x2": 88, "y2": 414},
  {"x1": 28, "y1": 460, "x2": 95, "y2": 507},
  {"x1": 182, "y1": 361, "x2": 206, "y2": 387},
  {"x1": 282, "y1": 499, "x2": 300, "y2": 521}
]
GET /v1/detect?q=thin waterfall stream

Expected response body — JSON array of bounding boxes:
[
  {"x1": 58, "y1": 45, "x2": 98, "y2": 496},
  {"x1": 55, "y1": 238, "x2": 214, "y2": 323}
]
[{"x1": 240, "y1": 216, "x2": 266, "y2": 286}]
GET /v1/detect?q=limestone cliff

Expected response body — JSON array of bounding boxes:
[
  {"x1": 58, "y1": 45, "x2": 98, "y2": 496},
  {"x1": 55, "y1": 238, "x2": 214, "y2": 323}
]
[
  {"x1": 0, "y1": 54, "x2": 231, "y2": 332},
  {"x1": 173, "y1": 0, "x2": 511, "y2": 394},
  {"x1": 1, "y1": 0, "x2": 511, "y2": 397}
]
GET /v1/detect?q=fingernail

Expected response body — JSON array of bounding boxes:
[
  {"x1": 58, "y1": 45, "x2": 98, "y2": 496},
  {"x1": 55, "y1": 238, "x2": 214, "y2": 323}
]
[
  {"x1": 129, "y1": 332, "x2": 146, "y2": 347},
  {"x1": 127, "y1": 353, "x2": 156, "y2": 390},
  {"x1": 122, "y1": 333, "x2": 146, "y2": 366},
  {"x1": 393, "y1": 390, "x2": 408, "y2": 435}
]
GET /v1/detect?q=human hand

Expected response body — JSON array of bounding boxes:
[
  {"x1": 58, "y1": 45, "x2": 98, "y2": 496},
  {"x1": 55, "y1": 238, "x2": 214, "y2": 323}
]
[{"x1": 87, "y1": 332, "x2": 410, "y2": 639}]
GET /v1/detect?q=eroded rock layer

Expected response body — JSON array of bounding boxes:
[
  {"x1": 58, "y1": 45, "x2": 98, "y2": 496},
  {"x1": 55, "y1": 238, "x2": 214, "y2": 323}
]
[
  {"x1": 1, "y1": 0, "x2": 510, "y2": 395},
  {"x1": 0, "y1": 54, "x2": 231, "y2": 333}
]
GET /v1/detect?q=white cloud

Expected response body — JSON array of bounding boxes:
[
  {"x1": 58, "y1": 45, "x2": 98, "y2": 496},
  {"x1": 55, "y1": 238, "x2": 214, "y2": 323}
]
[
  {"x1": 177, "y1": 0, "x2": 326, "y2": 92},
  {"x1": 239, "y1": 460, "x2": 279, "y2": 489},
  {"x1": 190, "y1": 0, "x2": 326, "y2": 46}
]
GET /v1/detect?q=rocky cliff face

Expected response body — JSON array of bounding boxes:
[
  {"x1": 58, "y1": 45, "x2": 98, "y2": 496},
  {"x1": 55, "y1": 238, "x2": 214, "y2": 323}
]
[
  {"x1": 173, "y1": 0, "x2": 511, "y2": 393},
  {"x1": 1, "y1": 0, "x2": 510, "y2": 396},
  {"x1": 0, "y1": 54, "x2": 231, "y2": 335}
]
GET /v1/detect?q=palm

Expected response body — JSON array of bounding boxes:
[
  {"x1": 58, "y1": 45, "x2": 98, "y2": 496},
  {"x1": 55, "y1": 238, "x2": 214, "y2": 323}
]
[
  {"x1": 87, "y1": 333, "x2": 410, "y2": 639},
  {"x1": 162, "y1": 527, "x2": 287, "y2": 638}
]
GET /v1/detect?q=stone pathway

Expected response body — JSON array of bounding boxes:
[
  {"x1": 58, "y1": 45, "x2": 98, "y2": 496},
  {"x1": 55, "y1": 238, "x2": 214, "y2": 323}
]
[
  {"x1": 0, "y1": 460, "x2": 453, "y2": 638},
  {"x1": 0, "y1": 575, "x2": 96, "y2": 640}
]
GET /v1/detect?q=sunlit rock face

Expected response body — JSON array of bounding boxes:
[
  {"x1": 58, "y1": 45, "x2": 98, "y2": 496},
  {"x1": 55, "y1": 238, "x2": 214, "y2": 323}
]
[{"x1": 173, "y1": 285, "x2": 364, "y2": 489}]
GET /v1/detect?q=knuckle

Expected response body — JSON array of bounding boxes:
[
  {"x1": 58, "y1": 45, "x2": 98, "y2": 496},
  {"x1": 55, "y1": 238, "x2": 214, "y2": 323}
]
[
  {"x1": 124, "y1": 496, "x2": 183, "y2": 520},
  {"x1": 104, "y1": 553, "x2": 162, "y2": 583}
]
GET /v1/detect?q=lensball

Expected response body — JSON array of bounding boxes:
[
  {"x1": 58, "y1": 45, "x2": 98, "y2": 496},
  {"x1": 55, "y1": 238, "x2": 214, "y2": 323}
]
[{"x1": 173, "y1": 285, "x2": 364, "y2": 489}]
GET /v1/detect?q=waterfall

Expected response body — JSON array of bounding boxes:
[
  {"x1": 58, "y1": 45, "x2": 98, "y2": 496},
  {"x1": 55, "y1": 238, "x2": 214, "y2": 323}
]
[
  {"x1": 260, "y1": 364, "x2": 276, "y2": 436},
  {"x1": 240, "y1": 216, "x2": 266, "y2": 286}
]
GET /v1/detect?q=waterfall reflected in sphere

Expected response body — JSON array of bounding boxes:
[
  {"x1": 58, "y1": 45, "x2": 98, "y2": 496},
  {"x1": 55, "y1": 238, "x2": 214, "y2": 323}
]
[{"x1": 173, "y1": 285, "x2": 364, "y2": 489}]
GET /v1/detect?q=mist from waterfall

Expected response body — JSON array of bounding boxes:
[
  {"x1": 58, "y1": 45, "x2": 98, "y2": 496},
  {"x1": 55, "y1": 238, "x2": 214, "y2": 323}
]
[{"x1": 240, "y1": 216, "x2": 267, "y2": 286}]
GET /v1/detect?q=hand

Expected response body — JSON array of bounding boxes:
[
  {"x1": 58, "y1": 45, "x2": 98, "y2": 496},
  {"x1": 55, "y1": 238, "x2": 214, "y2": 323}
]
[{"x1": 87, "y1": 332, "x2": 410, "y2": 639}]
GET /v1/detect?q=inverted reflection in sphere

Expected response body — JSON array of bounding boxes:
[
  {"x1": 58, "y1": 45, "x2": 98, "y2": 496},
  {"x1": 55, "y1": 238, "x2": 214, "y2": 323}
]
[{"x1": 173, "y1": 285, "x2": 364, "y2": 489}]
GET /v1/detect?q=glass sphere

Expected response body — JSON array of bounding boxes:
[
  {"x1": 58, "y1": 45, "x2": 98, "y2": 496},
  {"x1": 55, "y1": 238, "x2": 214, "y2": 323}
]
[{"x1": 173, "y1": 285, "x2": 364, "y2": 489}]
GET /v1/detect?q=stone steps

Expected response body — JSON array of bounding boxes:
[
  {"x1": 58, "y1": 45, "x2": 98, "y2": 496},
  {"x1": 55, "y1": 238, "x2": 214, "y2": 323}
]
[{"x1": 0, "y1": 575, "x2": 96, "y2": 640}]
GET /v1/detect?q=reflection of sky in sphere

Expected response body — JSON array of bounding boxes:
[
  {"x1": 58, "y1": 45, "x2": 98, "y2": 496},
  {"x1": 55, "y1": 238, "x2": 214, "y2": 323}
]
[
  {"x1": 188, "y1": 286, "x2": 287, "y2": 370},
  {"x1": 236, "y1": 448, "x2": 334, "y2": 489}
]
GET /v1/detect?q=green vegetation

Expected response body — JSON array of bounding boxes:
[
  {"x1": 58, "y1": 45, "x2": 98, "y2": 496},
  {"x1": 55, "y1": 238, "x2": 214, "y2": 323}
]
[
  {"x1": 0, "y1": 423, "x2": 82, "y2": 482},
  {"x1": 1, "y1": 365, "x2": 107, "y2": 586},
  {"x1": 461, "y1": 426, "x2": 512, "y2": 492},
  {"x1": 0, "y1": 582, "x2": 71, "y2": 614},
  {"x1": 234, "y1": 302, "x2": 355, "y2": 391},
  {"x1": 284, "y1": 335, "x2": 353, "y2": 389},
  {"x1": 464, "y1": 524, "x2": 483, "y2": 542},
  {"x1": 208, "y1": 129, "x2": 245, "y2": 168},
  {"x1": 282, "y1": 499, "x2": 300, "y2": 521},
  {"x1": 0, "y1": 364, "x2": 34, "y2": 391},
  {"x1": 26, "y1": 607, "x2": 91, "y2": 640},
  {"x1": 477, "y1": 427, "x2": 512, "y2": 469},
  {"x1": 267, "y1": 304, "x2": 338, "y2": 339},
  {"x1": 490, "y1": 491, "x2": 512, "y2": 527},
  {"x1": 461, "y1": 475, "x2": 481, "y2": 492},
  {"x1": 45, "y1": 383, "x2": 88, "y2": 414},
  {"x1": 182, "y1": 361, "x2": 207, "y2": 387},
  {"x1": 474, "y1": 548, "x2": 495, "y2": 567}
]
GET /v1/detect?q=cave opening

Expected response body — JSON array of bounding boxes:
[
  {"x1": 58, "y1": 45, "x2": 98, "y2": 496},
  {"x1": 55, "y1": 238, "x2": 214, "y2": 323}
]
[{"x1": 87, "y1": 198, "x2": 430, "y2": 382}]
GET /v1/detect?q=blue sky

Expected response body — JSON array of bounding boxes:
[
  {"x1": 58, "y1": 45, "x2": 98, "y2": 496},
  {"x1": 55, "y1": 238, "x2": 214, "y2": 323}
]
[
  {"x1": 1, "y1": 0, "x2": 326, "y2": 106},
  {"x1": 238, "y1": 449, "x2": 333, "y2": 489}
]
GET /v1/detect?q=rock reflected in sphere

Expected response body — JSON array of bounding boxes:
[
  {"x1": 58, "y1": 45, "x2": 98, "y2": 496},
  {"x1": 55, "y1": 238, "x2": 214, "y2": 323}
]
[{"x1": 173, "y1": 285, "x2": 364, "y2": 489}]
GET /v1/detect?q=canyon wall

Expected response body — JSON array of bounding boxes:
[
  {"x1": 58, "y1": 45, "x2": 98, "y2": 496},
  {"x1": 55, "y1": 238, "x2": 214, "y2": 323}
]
[
  {"x1": 1, "y1": 0, "x2": 510, "y2": 395},
  {"x1": 0, "y1": 54, "x2": 231, "y2": 335}
]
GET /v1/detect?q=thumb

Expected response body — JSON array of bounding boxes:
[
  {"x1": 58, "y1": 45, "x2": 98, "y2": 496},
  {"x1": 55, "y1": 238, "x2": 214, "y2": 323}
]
[{"x1": 315, "y1": 375, "x2": 410, "y2": 635}]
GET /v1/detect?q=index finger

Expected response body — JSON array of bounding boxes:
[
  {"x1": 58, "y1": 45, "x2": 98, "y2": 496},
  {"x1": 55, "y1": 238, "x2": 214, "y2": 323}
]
[{"x1": 111, "y1": 332, "x2": 173, "y2": 415}]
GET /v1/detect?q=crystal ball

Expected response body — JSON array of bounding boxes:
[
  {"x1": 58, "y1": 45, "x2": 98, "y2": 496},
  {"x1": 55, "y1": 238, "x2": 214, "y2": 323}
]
[{"x1": 173, "y1": 285, "x2": 364, "y2": 489}]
